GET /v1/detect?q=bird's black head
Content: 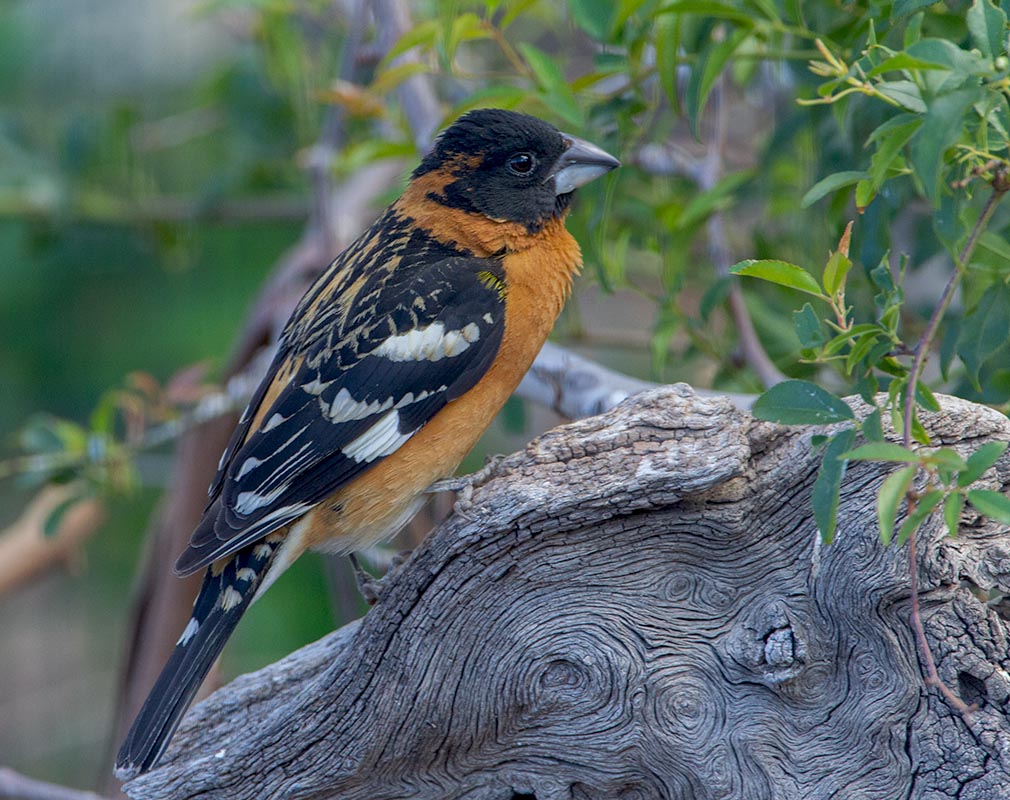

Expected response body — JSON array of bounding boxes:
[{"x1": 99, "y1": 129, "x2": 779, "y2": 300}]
[{"x1": 412, "y1": 109, "x2": 619, "y2": 232}]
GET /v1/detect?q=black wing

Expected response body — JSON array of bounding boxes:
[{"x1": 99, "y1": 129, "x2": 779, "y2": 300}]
[{"x1": 174, "y1": 256, "x2": 506, "y2": 575}]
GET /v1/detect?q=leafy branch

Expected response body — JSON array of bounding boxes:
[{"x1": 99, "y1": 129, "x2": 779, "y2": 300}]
[{"x1": 731, "y1": 0, "x2": 1010, "y2": 714}]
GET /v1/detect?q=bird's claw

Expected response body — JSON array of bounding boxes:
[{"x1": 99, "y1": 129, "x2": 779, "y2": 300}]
[
  {"x1": 426, "y1": 454, "x2": 507, "y2": 519},
  {"x1": 349, "y1": 550, "x2": 413, "y2": 605}
]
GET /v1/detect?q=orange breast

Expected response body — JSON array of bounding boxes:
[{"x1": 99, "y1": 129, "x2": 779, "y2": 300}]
[{"x1": 300, "y1": 213, "x2": 582, "y2": 553}]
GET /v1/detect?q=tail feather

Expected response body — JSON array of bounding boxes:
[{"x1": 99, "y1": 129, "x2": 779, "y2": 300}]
[{"x1": 114, "y1": 540, "x2": 280, "y2": 780}]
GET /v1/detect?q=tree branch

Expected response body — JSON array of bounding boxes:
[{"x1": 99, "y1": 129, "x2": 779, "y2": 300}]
[
  {"x1": 0, "y1": 768, "x2": 107, "y2": 800},
  {"x1": 121, "y1": 388, "x2": 1010, "y2": 800},
  {"x1": 703, "y1": 79, "x2": 785, "y2": 389},
  {"x1": 0, "y1": 485, "x2": 105, "y2": 595}
]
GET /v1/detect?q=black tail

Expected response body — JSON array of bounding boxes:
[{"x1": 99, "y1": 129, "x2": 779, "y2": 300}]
[{"x1": 114, "y1": 540, "x2": 279, "y2": 780}]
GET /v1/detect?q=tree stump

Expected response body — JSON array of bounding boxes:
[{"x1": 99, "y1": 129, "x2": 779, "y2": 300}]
[{"x1": 120, "y1": 385, "x2": 1010, "y2": 800}]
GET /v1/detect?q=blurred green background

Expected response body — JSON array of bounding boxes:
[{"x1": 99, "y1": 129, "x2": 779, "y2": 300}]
[{"x1": 1, "y1": 0, "x2": 324, "y2": 784}]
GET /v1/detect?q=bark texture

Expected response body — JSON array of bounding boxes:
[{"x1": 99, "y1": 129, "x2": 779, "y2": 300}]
[{"x1": 121, "y1": 386, "x2": 1010, "y2": 800}]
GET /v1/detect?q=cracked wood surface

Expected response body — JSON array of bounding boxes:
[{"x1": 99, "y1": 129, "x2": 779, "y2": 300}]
[{"x1": 121, "y1": 386, "x2": 1010, "y2": 800}]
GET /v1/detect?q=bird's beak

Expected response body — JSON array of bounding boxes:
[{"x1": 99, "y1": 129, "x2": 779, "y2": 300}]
[{"x1": 548, "y1": 134, "x2": 621, "y2": 195}]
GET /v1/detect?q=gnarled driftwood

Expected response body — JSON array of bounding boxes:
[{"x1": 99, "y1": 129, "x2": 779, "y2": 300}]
[{"x1": 122, "y1": 385, "x2": 1010, "y2": 800}]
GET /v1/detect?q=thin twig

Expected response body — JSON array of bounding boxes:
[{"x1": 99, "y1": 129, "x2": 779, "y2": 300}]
[
  {"x1": 703, "y1": 77, "x2": 786, "y2": 389},
  {"x1": 0, "y1": 485, "x2": 105, "y2": 595},
  {"x1": 0, "y1": 767, "x2": 107, "y2": 800},
  {"x1": 902, "y1": 178, "x2": 1009, "y2": 715},
  {"x1": 901, "y1": 184, "x2": 1008, "y2": 449},
  {"x1": 0, "y1": 355, "x2": 268, "y2": 483},
  {"x1": 372, "y1": 0, "x2": 442, "y2": 152}
]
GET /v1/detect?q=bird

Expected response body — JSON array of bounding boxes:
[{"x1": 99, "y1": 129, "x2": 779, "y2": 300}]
[{"x1": 114, "y1": 108, "x2": 619, "y2": 779}]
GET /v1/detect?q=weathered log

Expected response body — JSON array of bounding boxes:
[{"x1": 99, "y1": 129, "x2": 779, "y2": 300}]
[{"x1": 121, "y1": 385, "x2": 1010, "y2": 800}]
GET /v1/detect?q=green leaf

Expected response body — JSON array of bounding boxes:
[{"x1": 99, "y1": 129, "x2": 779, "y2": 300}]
[
  {"x1": 21, "y1": 416, "x2": 65, "y2": 454},
  {"x1": 813, "y1": 427, "x2": 856, "y2": 543},
  {"x1": 977, "y1": 231, "x2": 1010, "y2": 266},
  {"x1": 686, "y1": 27, "x2": 749, "y2": 137},
  {"x1": 910, "y1": 86, "x2": 983, "y2": 203},
  {"x1": 500, "y1": 0, "x2": 540, "y2": 28},
  {"x1": 855, "y1": 179, "x2": 877, "y2": 210},
  {"x1": 846, "y1": 331, "x2": 882, "y2": 374},
  {"x1": 801, "y1": 171, "x2": 868, "y2": 208},
  {"x1": 927, "y1": 447, "x2": 969, "y2": 471},
  {"x1": 865, "y1": 53, "x2": 957, "y2": 77},
  {"x1": 568, "y1": 0, "x2": 615, "y2": 40},
  {"x1": 956, "y1": 282, "x2": 1010, "y2": 389},
  {"x1": 654, "y1": 0, "x2": 755, "y2": 24},
  {"x1": 892, "y1": 0, "x2": 938, "y2": 18},
  {"x1": 676, "y1": 169, "x2": 753, "y2": 230},
  {"x1": 967, "y1": 0, "x2": 1007, "y2": 59},
  {"x1": 940, "y1": 316, "x2": 961, "y2": 381},
  {"x1": 862, "y1": 408, "x2": 885, "y2": 441},
  {"x1": 699, "y1": 275, "x2": 732, "y2": 321},
  {"x1": 444, "y1": 13, "x2": 491, "y2": 64},
  {"x1": 655, "y1": 14, "x2": 682, "y2": 113},
  {"x1": 867, "y1": 119, "x2": 922, "y2": 189},
  {"x1": 842, "y1": 442, "x2": 918, "y2": 462},
  {"x1": 43, "y1": 490, "x2": 88, "y2": 538},
  {"x1": 944, "y1": 492, "x2": 965, "y2": 537},
  {"x1": 958, "y1": 441, "x2": 1009, "y2": 486},
  {"x1": 878, "y1": 465, "x2": 917, "y2": 545},
  {"x1": 613, "y1": 0, "x2": 649, "y2": 30},
  {"x1": 896, "y1": 490, "x2": 944, "y2": 545},
  {"x1": 793, "y1": 303, "x2": 825, "y2": 347},
  {"x1": 906, "y1": 38, "x2": 990, "y2": 74},
  {"x1": 370, "y1": 62, "x2": 429, "y2": 95},
  {"x1": 915, "y1": 381, "x2": 942, "y2": 412},
  {"x1": 822, "y1": 250, "x2": 852, "y2": 296},
  {"x1": 731, "y1": 259, "x2": 825, "y2": 297},
  {"x1": 518, "y1": 43, "x2": 584, "y2": 128},
  {"x1": 752, "y1": 380, "x2": 855, "y2": 425},
  {"x1": 876, "y1": 80, "x2": 926, "y2": 113},
  {"x1": 967, "y1": 489, "x2": 1010, "y2": 524}
]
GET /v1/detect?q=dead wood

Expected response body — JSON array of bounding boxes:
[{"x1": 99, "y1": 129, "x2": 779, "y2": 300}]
[{"x1": 121, "y1": 386, "x2": 1010, "y2": 800}]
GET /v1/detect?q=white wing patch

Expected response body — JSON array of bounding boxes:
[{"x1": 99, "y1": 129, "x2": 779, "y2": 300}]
[
  {"x1": 177, "y1": 617, "x2": 200, "y2": 646},
  {"x1": 301, "y1": 375, "x2": 334, "y2": 396},
  {"x1": 342, "y1": 410, "x2": 413, "y2": 463},
  {"x1": 235, "y1": 484, "x2": 289, "y2": 515},
  {"x1": 262, "y1": 412, "x2": 288, "y2": 432},
  {"x1": 323, "y1": 387, "x2": 395, "y2": 423},
  {"x1": 220, "y1": 586, "x2": 244, "y2": 611},
  {"x1": 373, "y1": 321, "x2": 480, "y2": 362},
  {"x1": 236, "y1": 455, "x2": 265, "y2": 480}
]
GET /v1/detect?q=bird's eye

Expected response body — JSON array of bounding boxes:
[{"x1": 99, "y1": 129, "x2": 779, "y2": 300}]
[{"x1": 507, "y1": 152, "x2": 536, "y2": 175}]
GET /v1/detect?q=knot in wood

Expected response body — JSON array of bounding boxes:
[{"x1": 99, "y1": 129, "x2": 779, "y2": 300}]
[
  {"x1": 538, "y1": 658, "x2": 588, "y2": 694},
  {"x1": 763, "y1": 626, "x2": 796, "y2": 669},
  {"x1": 650, "y1": 675, "x2": 719, "y2": 740},
  {"x1": 725, "y1": 602, "x2": 808, "y2": 684}
]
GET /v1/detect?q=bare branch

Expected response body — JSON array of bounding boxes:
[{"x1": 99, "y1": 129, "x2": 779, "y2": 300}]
[
  {"x1": 0, "y1": 485, "x2": 105, "y2": 596},
  {"x1": 517, "y1": 341, "x2": 656, "y2": 419},
  {"x1": 372, "y1": 0, "x2": 442, "y2": 151},
  {"x1": 702, "y1": 79, "x2": 785, "y2": 390},
  {"x1": 0, "y1": 768, "x2": 107, "y2": 800}
]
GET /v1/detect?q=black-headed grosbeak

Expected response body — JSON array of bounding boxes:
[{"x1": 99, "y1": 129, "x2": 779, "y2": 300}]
[{"x1": 115, "y1": 108, "x2": 619, "y2": 779}]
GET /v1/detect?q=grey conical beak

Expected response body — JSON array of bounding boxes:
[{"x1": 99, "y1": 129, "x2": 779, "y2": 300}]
[{"x1": 549, "y1": 134, "x2": 621, "y2": 195}]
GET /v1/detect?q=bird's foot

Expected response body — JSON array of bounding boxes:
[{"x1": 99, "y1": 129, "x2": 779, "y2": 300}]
[
  {"x1": 426, "y1": 454, "x2": 507, "y2": 519},
  {"x1": 349, "y1": 550, "x2": 412, "y2": 605}
]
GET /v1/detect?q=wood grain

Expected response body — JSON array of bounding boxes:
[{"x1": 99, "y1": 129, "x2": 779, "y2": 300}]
[{"x1": 121, "y1": 386, "x2": 1010, "y2": 800}]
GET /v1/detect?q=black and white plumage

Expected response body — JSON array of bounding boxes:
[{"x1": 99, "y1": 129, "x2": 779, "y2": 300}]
[
  {"x1": 115, "y1": 108, "x2": 619, "y2": 780},
  {"x1": 178, "y1": 250, "x2": 507, "y2": 575}
]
